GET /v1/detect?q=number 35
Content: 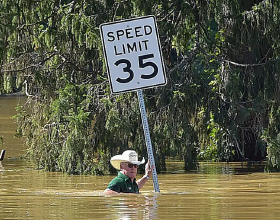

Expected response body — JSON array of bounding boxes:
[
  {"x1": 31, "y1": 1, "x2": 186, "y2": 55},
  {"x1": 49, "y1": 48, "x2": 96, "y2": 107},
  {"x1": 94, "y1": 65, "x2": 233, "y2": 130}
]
[{"x1": 114, "y1": 54, "x2": 158, "y2": 83}]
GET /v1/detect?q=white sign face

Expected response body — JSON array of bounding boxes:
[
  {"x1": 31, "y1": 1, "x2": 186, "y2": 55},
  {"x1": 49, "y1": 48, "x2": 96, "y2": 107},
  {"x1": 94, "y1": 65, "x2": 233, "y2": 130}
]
[{"x1": 100, "y1": 15, "x2": 167, "y2": 94}]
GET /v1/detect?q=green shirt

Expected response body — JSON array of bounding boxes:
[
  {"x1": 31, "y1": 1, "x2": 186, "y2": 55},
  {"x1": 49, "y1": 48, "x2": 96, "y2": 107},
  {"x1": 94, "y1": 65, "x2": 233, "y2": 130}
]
[{"x1": 107, "y1": 172, "x2": 139, "y2": 193}]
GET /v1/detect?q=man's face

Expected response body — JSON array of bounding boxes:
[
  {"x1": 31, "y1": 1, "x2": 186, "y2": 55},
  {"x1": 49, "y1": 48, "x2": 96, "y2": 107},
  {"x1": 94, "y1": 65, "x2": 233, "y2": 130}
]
[{"x1": 121, "y1": 162, "x2": 139, "y2": 179}]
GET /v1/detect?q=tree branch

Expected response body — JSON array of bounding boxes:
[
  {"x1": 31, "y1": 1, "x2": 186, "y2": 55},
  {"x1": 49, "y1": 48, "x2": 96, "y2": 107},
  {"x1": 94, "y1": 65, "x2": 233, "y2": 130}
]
[{"x1": 197, "y1": 44, "x2": 280, "y2": 67}]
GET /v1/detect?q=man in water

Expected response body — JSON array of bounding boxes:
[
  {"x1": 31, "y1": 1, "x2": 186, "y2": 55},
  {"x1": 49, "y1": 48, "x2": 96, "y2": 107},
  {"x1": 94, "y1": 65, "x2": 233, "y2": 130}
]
[{"x1": 104, "y1": 150, "x2": 153, "y2": 194}]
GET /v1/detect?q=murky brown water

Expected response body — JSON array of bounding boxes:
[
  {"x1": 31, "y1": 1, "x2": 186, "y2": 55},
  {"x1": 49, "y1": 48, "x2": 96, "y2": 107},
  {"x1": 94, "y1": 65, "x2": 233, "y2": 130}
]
[
  {"x1": 1, "y1": 96, "x2": 280, "y2": 220},
  {"x1": 0, "y1": 96, "x2": 26, "y2": 158}
]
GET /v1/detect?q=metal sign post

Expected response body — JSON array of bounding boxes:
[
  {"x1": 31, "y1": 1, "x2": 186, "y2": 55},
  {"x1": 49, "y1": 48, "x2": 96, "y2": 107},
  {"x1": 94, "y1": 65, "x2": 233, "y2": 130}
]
[{"x1": 137, "y1": 89, "x2": 160, "y2": 192}]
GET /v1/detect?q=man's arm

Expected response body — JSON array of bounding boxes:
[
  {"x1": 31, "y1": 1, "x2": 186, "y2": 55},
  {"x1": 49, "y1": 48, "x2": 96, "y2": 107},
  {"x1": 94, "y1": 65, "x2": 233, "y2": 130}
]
[
  {"x1": 136, "y1": 160, "x2": 153, "y2": 190},
  {"x1": 136, "y1": 175, "x2": 149, "y2": 190},
  {"x1": 103, "y1": 188, "x2": 119, "y2": 195}
]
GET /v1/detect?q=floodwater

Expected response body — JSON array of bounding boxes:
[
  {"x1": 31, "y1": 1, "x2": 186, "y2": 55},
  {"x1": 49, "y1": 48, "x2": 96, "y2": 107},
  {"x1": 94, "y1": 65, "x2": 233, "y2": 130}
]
[{"x1": 1, "y1": 96, "x2": 280, "y2": 220}]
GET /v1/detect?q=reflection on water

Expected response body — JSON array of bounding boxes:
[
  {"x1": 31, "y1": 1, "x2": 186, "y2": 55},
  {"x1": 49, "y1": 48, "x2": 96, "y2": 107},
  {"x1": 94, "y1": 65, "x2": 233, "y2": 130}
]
[
  {"x1": 105, "y1": 195, "x2": 158, "y2": 220},
  {"x1": 2, "y1": 96, "x2": 280, "y2": 220}
]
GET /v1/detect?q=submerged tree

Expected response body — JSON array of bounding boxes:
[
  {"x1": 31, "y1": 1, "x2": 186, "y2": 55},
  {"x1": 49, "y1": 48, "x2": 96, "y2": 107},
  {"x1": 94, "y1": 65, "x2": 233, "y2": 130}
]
[{"x1": 1, "y1": 0, "x2": 280, "y2": 174}]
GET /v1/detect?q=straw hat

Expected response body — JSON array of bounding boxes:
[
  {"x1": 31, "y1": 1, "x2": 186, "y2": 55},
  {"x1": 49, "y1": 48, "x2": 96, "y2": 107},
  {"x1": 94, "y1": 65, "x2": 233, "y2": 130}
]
[{"x1": 110, "y1": 150, "x2": 145, "y2": 170}]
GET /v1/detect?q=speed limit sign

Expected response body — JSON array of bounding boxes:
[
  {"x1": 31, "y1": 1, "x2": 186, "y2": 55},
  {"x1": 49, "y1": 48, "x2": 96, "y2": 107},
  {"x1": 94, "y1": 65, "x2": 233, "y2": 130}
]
[{"x1": 100, "y1": 15, "x2": 167, "y2": 94}]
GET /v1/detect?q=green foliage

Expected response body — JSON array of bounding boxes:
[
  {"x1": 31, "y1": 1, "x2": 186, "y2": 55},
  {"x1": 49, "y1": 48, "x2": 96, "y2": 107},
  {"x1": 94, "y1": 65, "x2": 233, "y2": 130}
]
[
  {"x1": 264, "y1": 133, "x2": 280, "y2": 172},
  {"x1": 198, "y1": 113, "x2": 219, "y2": 161},
  {"x1": 2, "y1": 0, "x2": 280, "y2": 174}
]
